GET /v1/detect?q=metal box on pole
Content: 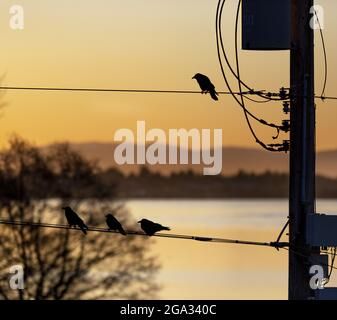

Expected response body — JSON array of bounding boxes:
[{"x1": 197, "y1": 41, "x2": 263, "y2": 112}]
[
  {"x1": 242, "y1": 0, "x2": 291, "y2": 50},
  {"x1": 307, "y1": 214, "x2": 337, "y2": 247}
]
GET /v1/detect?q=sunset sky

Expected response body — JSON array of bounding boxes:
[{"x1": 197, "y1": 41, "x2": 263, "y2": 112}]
[
  {"x1": 0, "y1": 0, "x2": 336, "y2": 150},
  {"x1": 1, "y1": 1, "x2": 337, "y2": 301}
]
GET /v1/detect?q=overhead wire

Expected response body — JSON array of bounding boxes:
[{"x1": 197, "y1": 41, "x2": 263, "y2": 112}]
[
  {"x1": 216, "y1": 0, "x2": 282, "y2": 130},
  {"x1": 281, "y1": 247, "x2": 337, "y2": 272},
  {"x1": 314, "y1": 9, "x2": 328, "y2": 100},
  {"x1": 233, "y1": 1, "x2": 263, "y2": 149},
  {"x1": 217, "y1": 0, "x2": 287, "y2": 102},
  {"x1": 2, "y1": 219, "x2": 336, "y2": 272},
  {"x1": 0, "y1": 219, "x2": 289, "y2": 248},
  {"x1": 1, "y1": 85, "x2": 336, "y2": 101},
  {"x1": 216, "y1": 0, "x2": 288, "y2": 152},
  {"x1": 233, "y1": 0, "x2": 284, "y2": 152},
  {"x1": 0, "y1": 86, "x2": 262, "y2": 96},
  {"x1": 318, "y1": 96, "x2": 337, "y2": 101},
  {"x1": 0, "y1": 4, "x2": 333, "y2": 104},
  {"x1": 326, "y1": 247, "x2": 337, "y2": 284}
]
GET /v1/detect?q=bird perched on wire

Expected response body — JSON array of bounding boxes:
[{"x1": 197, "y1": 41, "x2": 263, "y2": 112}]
[
  {"x1": 62, "y1": 206, "x2": 88, "y2": 235},
  {"x1": 138, "y1": 218, "x2": 170, "y2": 236},
  {"x1": 105, "y1": 213, "x2": 127, "y2": 236},
  {"x1": 192, "y1": 73, "x2": 218, "y2": 101}
]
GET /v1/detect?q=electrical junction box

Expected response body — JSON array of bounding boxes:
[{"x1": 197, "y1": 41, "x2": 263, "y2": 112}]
[
  {"x1": 306, "y1": 214, "x2": 337, "y2": 247},
  {"x1": 242, "y1": 0, "x2": 291, "y2": 50}
]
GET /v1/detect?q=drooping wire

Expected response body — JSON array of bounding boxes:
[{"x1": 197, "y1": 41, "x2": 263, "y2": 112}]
[
  {"x1": 326, "y1": 247, "x2": 337, "y2": 284},
  {"x1": 282, "y1": 247, "x2": 337, "y2": 272},
  {"x1": 216, "y1": 1, "x2": 281, "y2": 128},
  {"x1": 0, "y1": 219, "x2": 289, "y2": 248},
  {"x1": 216, "y1": 0, "x2": 287, "y2": 152},
  {"x1": 243, "y1": 95, "x2": 271, "y2": 104},
  {"x1": 314, "y1": 9, "x2": 328, "y2": 100},
  {"x1": 234, "y1": 0, "x2": 281, "y2": 152},
  {"x1": 233, "y1": 1, "x2": 263, "y2": 149},
  {"x1": 217, "y1": 0, "x2": 287, "y2": 102}
]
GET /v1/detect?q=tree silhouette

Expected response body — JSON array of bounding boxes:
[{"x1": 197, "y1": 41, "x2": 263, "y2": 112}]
[{"x1": 0, "y1": 137, "x2": 159, "y2": 299}]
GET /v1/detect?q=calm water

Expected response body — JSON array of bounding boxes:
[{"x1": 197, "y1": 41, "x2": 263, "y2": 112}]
[{"x1": 123, "y1": 199, "x2": 337, "y2": 300}]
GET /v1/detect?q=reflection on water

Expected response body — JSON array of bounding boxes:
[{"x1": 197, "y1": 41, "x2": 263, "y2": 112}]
[{"x1": 123, "y1": 199, "x2": 337, "y2": 300}]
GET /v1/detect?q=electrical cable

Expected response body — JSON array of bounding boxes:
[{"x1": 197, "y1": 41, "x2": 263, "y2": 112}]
[
  {"x1": 217, "y1": 0, "x2": 287, "y2": 102},
  {"x1": 326, "y1": 247, "x2": 337, "y2": 283},
  {"x1": 0, "y1": 85, "x2": 334, "y2": 101},
  {"x1": 281, "y1": 247, "x2": 337, "y2": 272},
  {"x1": 233, "y1": 0, "x2": 285, "y2": 152},
  {"x1": 0, "y1": 218, "x2": 289, "y2": 248},
  {"x1": 216, "y1": 0, "x2": 288, "y2": 152},
  {"x1": 216, "y1": 0, "x2": 286, "y2": 140},
  {"x1": 0, "y1": 86, "x2": 254, "y2": 96},
  {"x1": 314, "y1": 9, "x2": 328, "y2": 100}
]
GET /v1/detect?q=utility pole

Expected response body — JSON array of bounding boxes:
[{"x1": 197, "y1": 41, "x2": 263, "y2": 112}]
[{"x1": 288, "y1": 0, "x2": 316, "y2": 300}]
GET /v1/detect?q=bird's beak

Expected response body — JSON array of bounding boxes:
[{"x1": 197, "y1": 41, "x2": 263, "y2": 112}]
[
  {"x1": 192, "y1": 76, "x2": 195, "y2": 79},
  {"x1": 61, "y1": 207, "x2": 66, "y2": 210},
  {"x1": 137, "y1": 220, "x2": 141, "y2": 223}
]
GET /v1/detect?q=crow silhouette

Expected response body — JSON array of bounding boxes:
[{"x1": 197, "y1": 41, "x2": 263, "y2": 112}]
[
  {"x1": 138, "y1": 218, "x2": 170, "y2": 236},
  {"x1": 105, "y1": 213, "x2": 127, "y2": 236},
  {"x1": 62, "y1": 206, "x2": 88, "y2": 235},
  {"x1": 192, "y1": 73, "x2": 218, "y2": 101}
]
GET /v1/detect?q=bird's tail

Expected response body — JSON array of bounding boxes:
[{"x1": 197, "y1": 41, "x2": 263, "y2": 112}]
[
  {"x1": 119, "y1": 227, "x2": 127, "y2": 236},
  {"x1": 210, "y1": 90, "x2": 218, "y2": 101},
  {"x1": 80, "y1": 223, "x2": 88, "y2": 235}
]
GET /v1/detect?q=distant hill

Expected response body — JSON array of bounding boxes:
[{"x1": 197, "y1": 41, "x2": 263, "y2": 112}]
[{"x1": 43, "y1": 142, "x2": 337, "y2": 178}]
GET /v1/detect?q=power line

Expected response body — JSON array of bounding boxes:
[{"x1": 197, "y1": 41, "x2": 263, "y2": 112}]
[
  {"x1": 0, "y1": 219, "x2": 289, "y2": 248},
  {"x1": 0, "y1": 85, "x2": 273, "y2": 96},
  {"x1": 0, "y1": 85, "x2": 336, "y2": 101},
  {"x1": 317, "y1": 95, "x2": 337, "y2": 101}
]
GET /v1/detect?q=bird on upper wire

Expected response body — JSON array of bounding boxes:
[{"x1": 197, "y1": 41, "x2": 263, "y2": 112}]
[
  {"x1": 62, "y1": 206, "x2": 88, "y2": 235},
  {"x1": 105, "y1": 213, "x2": 127, "y2": 236},
  {"x1": 138, "y1": 218, "x2": 170, "y2": 236},
  {"x1": 192, "y1": 73, "x2": 219, "y2": 101}
]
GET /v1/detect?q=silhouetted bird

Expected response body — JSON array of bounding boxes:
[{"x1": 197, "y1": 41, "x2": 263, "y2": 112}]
[
  {"x1": 62, "y1": 206, "x2": 88, "y2": 235},
  {"x1": 192, "y1": 73, "x2": 218, "y2": 101},
  {"x1": 138, "y1": 218, "x2": 170, "y2": 236},
  {"x1": 105, "y1": 213, "x2": 127, "y2": 236}
]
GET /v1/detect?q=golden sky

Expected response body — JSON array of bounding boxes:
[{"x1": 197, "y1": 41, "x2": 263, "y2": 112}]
[{"x1": 0, "y1": 0, "x2": 336, "y2": 150}]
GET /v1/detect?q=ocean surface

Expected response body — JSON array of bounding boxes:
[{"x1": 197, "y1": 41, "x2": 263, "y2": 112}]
[{"x1": 123, "y1": 199, "x2": 337, "y2": 299}]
